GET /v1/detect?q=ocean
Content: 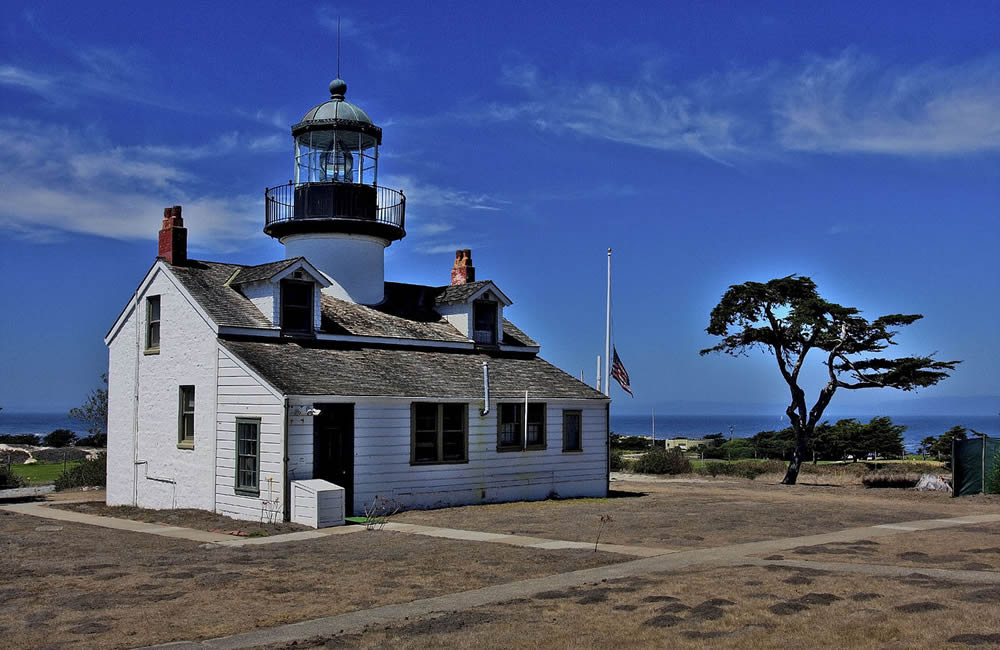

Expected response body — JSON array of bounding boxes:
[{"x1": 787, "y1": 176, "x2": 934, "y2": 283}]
[
  {"x1": 610, "y1": 414, "x2": 1000, "y2": 453},
  {"x1": 3, "y1": 411, "x2": 997, "y2": 454}
]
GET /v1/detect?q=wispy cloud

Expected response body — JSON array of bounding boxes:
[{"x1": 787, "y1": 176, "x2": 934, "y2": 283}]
[
  {"x1": 774, "y1": 49, "x2": 1000, "y2": 155},
  {"x1": 0, "y1": 64, "x2": 53, "y2": 93},
  {"x1": 446, "y1": 50, "x2": 1000, "y2": 162},
  {"x1": 417, "y1": 243, "x2": 479, "y2": 255},
  {"x1": 468, "y1": 63, "x2": 750, "y2": 164},
  {"x1": 0, "y1": 119, "x2": 260, "y2": 250},
  {"x1": 383, "y1": 174, "x2": 507, "y2": 212}
]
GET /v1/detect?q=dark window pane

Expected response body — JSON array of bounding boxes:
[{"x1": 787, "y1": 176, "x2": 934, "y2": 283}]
[
  {"x1": 443, "y1": 429, "x2": 464, "y2": 460},
  {"x1": 473, "y1": 301, "x2": 497, "y2": 344},
  {"x1": 564, "y1": 411, "x2": 581, "y2": 451},
  {"x1": 281, "y1": 281, "x2": 313, "y2": 332},
  {"x1": 442, "y1": 404, "x2": 464, "y2": 431},
  {"x1": 415, "y1": 403, "x2": 437, "y2": 432},
  {"x1": 526, "y1": 404, "x2": 545, "y2": 446}
]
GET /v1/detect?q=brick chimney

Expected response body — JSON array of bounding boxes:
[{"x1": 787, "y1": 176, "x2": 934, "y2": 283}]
[
  {"x1": 158, "y1": 205, "x2": 187, "y2": 266},
  {"x1": 451, "y1": 249, "x2": 475, "y2": 285}
]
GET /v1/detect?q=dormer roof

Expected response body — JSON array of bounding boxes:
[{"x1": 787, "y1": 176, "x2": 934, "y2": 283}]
[
  {"x1": 434, "y1": 280, "x2": 512, "y2": 306},
  {"x1": 229, "y1": 257, "x2": 329, "y2": 287}
]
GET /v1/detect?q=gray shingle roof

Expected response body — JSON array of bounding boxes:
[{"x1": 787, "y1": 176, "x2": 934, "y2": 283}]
[
  {"x1": 219, "y1": 339, "x2": 606, "y2": 400},
  {"x1": 229, "y1": 258, "x2": 303, "y2": 285},
  {"x1": 434, "y1": 280, "x2": 494, "y2": 305},
  {"x1": 169, "y1": 261, "x2": 273, "y2": 328},
  {"x1": 168, "y1": 260, "x2": 538, "y2": 347}
]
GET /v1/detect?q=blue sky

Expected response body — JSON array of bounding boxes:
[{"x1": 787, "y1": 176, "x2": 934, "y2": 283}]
[{"x1": 1, "y1": 1, "x2": 997, "y2": 415}]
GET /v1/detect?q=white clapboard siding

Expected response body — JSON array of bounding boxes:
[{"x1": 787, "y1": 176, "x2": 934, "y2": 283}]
[
  {"x1": 286, "y1": 396, "x2": 607, "y2": 514},
  {"x1": 214, "y1": 348, "x2": 284, "y2": 521}
]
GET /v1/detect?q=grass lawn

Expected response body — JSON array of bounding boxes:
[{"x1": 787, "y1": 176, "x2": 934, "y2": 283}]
[{"x1": 10, "y1": 460, "x2": 80, "y2": 484}]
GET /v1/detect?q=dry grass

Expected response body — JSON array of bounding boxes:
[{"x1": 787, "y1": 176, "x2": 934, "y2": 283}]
[
  {"x1": 0, "y1": 510, "x2": 623, "y2": 649},
  {"x1": 395, "y1": 478, "x2": 1000, "y2": 550},
  {"x1": 271, "y1": 563, "x2": 1000, "y2": 649},
  {"x1": 766, "y1": 521, "x2": 1000, "y2": 573}
]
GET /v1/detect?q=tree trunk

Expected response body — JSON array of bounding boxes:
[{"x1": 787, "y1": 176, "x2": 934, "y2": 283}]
[{"x1": 781, "y1": 428, "x2": 811, "y2": 485}]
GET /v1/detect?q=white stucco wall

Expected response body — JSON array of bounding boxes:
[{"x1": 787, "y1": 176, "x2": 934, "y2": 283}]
[
  {"x1": 105, "y1": 265, "x2": 219, "y2": 511},
  {"x1": 241, "y1": 281, "x2": 276, "y2": 324},
  {"x1": 282, "y1": 233, "x2": 387, "y2": 305},
  {"x1": 286, "y1": 396, "x2": 607, "y2": 515}
]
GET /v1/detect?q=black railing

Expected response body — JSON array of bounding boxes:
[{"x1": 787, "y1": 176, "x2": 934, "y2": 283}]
[{"x1": 264, "y1": 182, "x2": 405, "y2": 232}]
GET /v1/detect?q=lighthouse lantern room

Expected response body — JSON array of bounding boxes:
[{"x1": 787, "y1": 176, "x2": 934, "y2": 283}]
[{"x1": 264, "y1": 78, "x2": 405, "y2": 305}]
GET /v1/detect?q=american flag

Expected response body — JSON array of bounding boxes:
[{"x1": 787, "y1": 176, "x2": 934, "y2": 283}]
[{"x1": 611, "y1": 347, "x2": 632, "y2": 396}]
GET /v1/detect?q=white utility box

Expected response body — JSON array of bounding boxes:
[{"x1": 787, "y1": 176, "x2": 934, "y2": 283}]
[{"x1": 290, "y1": 479, "x2": 345, "y2": 528}]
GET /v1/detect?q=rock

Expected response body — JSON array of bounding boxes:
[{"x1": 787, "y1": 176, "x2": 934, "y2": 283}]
[{"x1": 915, "y1": 474, "x2": 951, "y2": 492}]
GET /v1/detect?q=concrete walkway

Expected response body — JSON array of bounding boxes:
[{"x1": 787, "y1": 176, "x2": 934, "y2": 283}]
[
  {"x1": 0, "y1": 501, "x2": 363, "y2": 546},
  {"x1": 382, "y1": 522, "x2": 673, "y2": 557},
  {"x1": 147, "y1": 512, "x2": 1000, "y2": 650}
]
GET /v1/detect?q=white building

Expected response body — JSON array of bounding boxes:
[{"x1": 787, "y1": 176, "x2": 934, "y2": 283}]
[{"x1": 105, "y1": 78, "x2": 609, "y2": 523}]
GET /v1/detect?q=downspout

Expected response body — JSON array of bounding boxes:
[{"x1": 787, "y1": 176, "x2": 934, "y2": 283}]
[
  {"x1": 132, "y1": 289, "x2": 141, "y2": 507},
  {"x1": 479, "y1": 362, "x2": 490, "y2": 416},
  {"x1": 282, "y1": 397, "x2": 291, "y2": 522},
  {"x1": 605, "y1": 401, "x2": 611, "y2": 495}
]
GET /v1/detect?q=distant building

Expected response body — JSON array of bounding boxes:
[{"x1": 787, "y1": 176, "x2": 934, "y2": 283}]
[
  {"x1": 664, "y1": 437, "x2": 718, "y2": 451},
  {"x1": 105, "y1": 78, "x2": 609, "y2": 525}
]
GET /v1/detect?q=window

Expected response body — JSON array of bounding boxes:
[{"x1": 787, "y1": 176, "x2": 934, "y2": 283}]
[
  {"x1": 145, "y1": 296, "x2": 160, "y2": 352},
  {"x1": 472, "y1": 299, "x2": 497, "y2": 345},
  {"x1": 178, "y1": 385, "x2": 195, "y2": 447},
  {"x1": 412, "y1": 403, "x2": 467, "y2": 464},
  {"x1": 563, "y1": 410, "x2": 582, "y2": 452},
  {"x1": 497, "y1": 402, "x2": 546, "y2": 451},
  {"x1": 280, "y1": 280, "x2": 314, "y2": 334},
  {"x1": 235, "y1": 418, "x2": 260, "y2": 495}
]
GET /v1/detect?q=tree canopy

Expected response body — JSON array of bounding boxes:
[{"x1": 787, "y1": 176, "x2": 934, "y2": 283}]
[
  {"x1": 68, "y1": 373, "x2": 108, "y2": 448},
  {"x1": 701, "y1": 276, "x2": 959, "y2": 484}
]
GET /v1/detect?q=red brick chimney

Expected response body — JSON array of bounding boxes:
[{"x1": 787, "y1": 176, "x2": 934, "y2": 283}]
[
  {"x1": 158, "y1": 205, "x2": 187, "y2": 265},
  {"x1": 451, "y1": 249, "x2": 475, "y2": 285}
]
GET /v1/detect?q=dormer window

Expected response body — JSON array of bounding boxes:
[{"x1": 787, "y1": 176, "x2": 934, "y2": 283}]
[
  {"x1": 473, "y1": 299, "x2": 497, "y2": 345},
  {"x1": 280, "y1": 279, "x2": 314, "y2": 334}
]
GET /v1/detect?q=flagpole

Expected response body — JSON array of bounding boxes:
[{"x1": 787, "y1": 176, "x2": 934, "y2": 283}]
[{"x1": 604, "y1": 248, "x2": 611, "y2": 396}]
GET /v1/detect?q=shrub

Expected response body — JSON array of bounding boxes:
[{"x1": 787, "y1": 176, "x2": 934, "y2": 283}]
[
  {"x1": 54, "y1": 453, "x2": 106, "y2": 490},
  {"x1": 861, "y1": 473, "x2": 920, "y2": 489},
  {"x1": 610, "y1": 448, "x2": 630, "y2": 471},
  {"x1": 0, "y1": 434, "x2": 41, "y2": 445},
  {"x1": 43, "y1": 429, "x2": 78, "y2": 448},
  {"x1": 75, "y1": 433, "x2": 108, "y2": 447},
  {"x1": 0, "y1": 464, "x2": 26, "y2": 489},
  {"x1": 610, "y1": 434, "x2": 654, "y2": 451},
  {"x1": 986, "y1": 453, "x2": 1000, "y2": 495},
  {"x1": 632, "y1": 448, "x2": 691, "y2": 475},
  {"x1": 695, "y1": 460, "x2": 785, "y2": 480}
]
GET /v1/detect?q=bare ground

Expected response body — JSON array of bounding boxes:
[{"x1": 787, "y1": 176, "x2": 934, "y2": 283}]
[
  {"x1": 764, "y1": 520, "x2": 1000, "y2": 573},
  {"x1": 52, "y1": 501, "x2": 310, "y2": 536},
  {"x1": 0, "y1": 510, "x2": 623, "y2": 649},
  {"x1": 395, "y1": 477, "x2": 1000, "y2": 549},
  {"x1": 269, "y1": 563, "x2": 1000, "y2": 649}
]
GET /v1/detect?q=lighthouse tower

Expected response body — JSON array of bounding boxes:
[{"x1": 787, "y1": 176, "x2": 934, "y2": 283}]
[{"x1": 264, "y1": 78, "x2": 405, "y2": 305}]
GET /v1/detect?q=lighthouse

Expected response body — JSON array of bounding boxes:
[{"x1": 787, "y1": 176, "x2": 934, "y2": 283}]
[{"x1": 264, "y1": 78, "x2": 405, "y2": 305}]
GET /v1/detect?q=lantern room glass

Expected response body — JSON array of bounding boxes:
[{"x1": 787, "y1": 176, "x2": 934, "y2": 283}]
[{"x1": 294, "y1": 130, "x2": 379, "y2": 186}]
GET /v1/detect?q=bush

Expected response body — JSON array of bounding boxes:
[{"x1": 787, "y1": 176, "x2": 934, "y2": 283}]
[
  {"x1": 695, "y1": 459, "x2": 786, "y2": 480},
  {"x1": 986, "y1": 453, "x2": 1000, "y2": 495},
  {"x1": 861, "y1": 473, "x2": 920, "y2": 489},
  {"x1": 0, "y1": 434, "x2": 41, "y2": 445},
  {"x1": 54, "y1": 453, "x2": 106, "y2": 490},
  {"x1": 0, "y1": 464, "x2": 26, "y2": 489},
  {"x1": 43, "y1": 429, "x2": 78, "y2": 447},
  {"x1": 610, "y1": 449, "x2": 630, "y2": 471},
  {"x1": 75, "y1": 433, "x2": 108, "y2": 447},
  {"x1": 632, "y1": 448, "x2": 691, "y2": 475},
  {"x1": 610, "y1": 434, "x2": 654, "y2": 451}
]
